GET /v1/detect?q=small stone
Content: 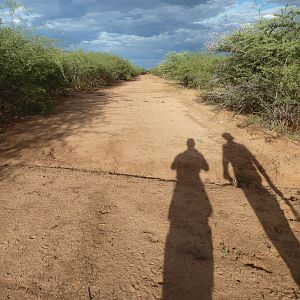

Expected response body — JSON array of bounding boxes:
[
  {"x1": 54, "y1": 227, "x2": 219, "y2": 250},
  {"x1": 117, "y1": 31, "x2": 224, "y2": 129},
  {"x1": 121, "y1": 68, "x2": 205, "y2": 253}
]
[
  {"x1": 119, "y1": 285, "x2": 126, "y2": 291},
  {"x1": 131, "y1": 282, "x2": 139, "y2": 290},
  {"x1": 129, "y1": 285, "x2": 137, "y2": 293}
]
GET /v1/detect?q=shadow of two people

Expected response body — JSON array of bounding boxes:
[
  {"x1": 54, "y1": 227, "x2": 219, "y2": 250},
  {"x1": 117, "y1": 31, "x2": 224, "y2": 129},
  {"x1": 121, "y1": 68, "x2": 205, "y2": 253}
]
[{"x1": 163, "y1": 135, "x2": 300, "y2": 300}]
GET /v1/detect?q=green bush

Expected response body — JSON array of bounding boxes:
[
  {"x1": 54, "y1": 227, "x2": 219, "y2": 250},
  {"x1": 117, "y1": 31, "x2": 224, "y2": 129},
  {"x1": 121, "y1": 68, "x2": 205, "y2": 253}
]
[
  {"x1": 151, "y1": 51, "x2": 223, "y2": 89},
  {"x1": 61, "y1": 51, "x2": 143, "y2": 90},
  {"x1": 0, "y1": 28, "x2": 65, "y2": 117},
  {"x1": 205, "y1": 6, "x2": 300, "y2": 129},
  {"x1": 0, "y1": 27, "x2": 143, "y2": 121},
  {"x1": 152, "y1": 7, "x2": 300, "y2": 130}
]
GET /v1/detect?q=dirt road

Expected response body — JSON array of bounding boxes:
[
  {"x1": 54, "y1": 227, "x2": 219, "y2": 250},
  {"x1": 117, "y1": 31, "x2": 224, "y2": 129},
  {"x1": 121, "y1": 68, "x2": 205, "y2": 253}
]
[{"x1": 0, "y1": 75, "x2": 300, "y2": 299}]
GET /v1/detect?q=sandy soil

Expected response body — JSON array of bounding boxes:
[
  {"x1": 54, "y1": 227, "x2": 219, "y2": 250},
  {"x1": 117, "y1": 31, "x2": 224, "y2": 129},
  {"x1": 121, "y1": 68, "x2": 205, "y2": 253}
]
[{"x1": 0, "y1": 75, "x2": 299, "y2": 299}]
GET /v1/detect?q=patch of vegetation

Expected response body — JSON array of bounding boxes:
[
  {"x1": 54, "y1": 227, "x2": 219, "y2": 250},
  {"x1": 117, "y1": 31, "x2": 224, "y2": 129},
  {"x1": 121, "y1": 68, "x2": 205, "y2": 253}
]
[
  {"x1": 151, "y1": 51, "x2": 224, "y2": 89},
  {"x1": 220, "y1": 242, "x2": 230, "y2": 257},
  {"x1": 152, "y1": 6, "x2": 300, "y2": 131},
  {"x1": 61, "y1": 50, "x2": 144, "y2": 91},
  {"x1": 206, "y1": 6, "x2": 300, "y2": 129},
  {"x1": 0, "y1": 2, "x2": 143, "y2": 121}
]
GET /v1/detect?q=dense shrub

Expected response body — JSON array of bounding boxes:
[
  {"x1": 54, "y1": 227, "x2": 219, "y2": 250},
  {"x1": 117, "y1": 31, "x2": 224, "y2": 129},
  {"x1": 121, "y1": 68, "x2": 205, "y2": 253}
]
[
  {"x1": 151, "y1": 52, "x2": 223, "y2": 89},
  {"x1": 0, "y1": 28, "x2": 65, "y2": 116},
  {"x1": 205, "y1": 6, "x2": 300, "y2": 129},
  {"x1": 0, "y1": 27, "x2": 143, "y2": 121},
  {"x1": 61, "y1": 51, "x2": 143, "y2": 90},
  {"x1": 152, "y1": 7, "x2": 300, "y2": 130}
]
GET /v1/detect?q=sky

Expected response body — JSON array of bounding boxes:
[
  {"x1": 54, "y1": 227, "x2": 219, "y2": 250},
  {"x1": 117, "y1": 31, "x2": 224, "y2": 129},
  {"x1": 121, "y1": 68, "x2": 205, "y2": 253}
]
[{"x1": 1, "y1": 0, "x2": 299, "y2": 68}]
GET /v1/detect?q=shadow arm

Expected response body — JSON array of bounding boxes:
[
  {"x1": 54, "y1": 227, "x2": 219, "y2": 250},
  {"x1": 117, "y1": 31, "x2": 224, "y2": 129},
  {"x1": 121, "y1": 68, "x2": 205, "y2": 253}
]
[
  {"x1": 202, "y1": 157, "x2": 209, "y2": 172},
  {"x1": 253, "y1": 155, "x2": 300, "y2": 220},
  {"x1": 171, "y1": 155, "x2": 179, "y2": 170},
  {"x1": 253, "y1": 155, "x2": 284, "y2": 198}
]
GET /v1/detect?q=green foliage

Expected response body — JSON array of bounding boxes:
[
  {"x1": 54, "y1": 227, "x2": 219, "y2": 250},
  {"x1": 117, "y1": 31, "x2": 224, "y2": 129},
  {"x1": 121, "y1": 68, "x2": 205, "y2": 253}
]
[
  {"x1": 0, "y1": 28, "x2": 65, "y2": 117},
  {"x1": 151, "y1": 51, "x2": 223, "y2": 89},
  {"x1": 205, "y1": 6, "x2": 300, "y2": 129},
  {"x1": 61, "y1": 50, "x2": 142, "y2": 90},
  {"x1": 0, "y1": 27, "x2": 143, "y2": 120},
  {"x1": 152, "y1": 7, "x2": 300, "y2": 130},
  {"x1": 0, "y1": 0, "x2": 143, "y2": 120}
]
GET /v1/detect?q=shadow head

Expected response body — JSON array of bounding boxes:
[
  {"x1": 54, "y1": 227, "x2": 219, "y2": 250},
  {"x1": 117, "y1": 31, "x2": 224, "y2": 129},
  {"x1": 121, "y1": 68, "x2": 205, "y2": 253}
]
[
  {"x1": 222, "y1": 132, "x2": 234, "y2": 142},
  {"x1": 186, "y1": 138, "x2": 195, "y2": 149}
]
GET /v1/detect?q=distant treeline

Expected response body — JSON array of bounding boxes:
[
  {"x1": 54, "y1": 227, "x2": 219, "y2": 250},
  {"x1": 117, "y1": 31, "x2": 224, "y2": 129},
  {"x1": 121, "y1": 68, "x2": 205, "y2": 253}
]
[
  {"x1": 152, "y1": 7, "x2": 300, "y2": 130},
  {"x1": 0, "y1": 25, "x2": 144, "y2": 121}
]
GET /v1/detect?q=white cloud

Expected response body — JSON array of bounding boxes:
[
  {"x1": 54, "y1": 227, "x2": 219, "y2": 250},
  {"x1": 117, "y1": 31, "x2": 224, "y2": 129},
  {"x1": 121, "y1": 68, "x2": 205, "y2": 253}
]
[
  {"x1": 2, "y1": 0, "x2": 298, "y2": 67},
  {"x1": 192, "y1": 1, "x2": 285, "y2": 29},
  {"x1": 0, "y1": 5, "x2": 42, "y2": 27}
]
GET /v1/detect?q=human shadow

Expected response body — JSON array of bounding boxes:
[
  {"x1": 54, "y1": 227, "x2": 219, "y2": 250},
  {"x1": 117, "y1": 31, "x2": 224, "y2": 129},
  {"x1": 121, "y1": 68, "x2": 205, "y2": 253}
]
[
  {"x1": 163, "y1": 139, "x2": 213, "y2": 300},
  {"x1": 222, "y1": 132, "x2": 300, "y2": 286}
]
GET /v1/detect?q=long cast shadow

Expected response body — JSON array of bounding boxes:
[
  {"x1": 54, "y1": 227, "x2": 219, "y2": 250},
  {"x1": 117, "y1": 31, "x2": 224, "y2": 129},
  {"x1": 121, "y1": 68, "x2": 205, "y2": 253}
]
[
  {"x1": 163, "y1": 139, "x2": 213, "y2": 300},
  {"x1": 222, "y1": 132, "x2": 300, "y2": 286}
]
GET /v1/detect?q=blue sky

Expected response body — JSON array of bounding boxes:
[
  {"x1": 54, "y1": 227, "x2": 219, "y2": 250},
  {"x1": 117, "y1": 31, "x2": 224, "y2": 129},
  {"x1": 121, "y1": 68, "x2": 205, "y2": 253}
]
[{"x1": 1, "y1": 0, "x2": 299, "y2": 68}]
